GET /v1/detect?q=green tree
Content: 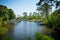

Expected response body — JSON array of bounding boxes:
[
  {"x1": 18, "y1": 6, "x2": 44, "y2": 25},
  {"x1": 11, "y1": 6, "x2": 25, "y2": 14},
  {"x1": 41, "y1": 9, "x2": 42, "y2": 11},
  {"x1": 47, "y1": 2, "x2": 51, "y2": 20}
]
[
  {"x1": 32, "y1": 12, "x2": 38, "y2": 19},
  {"x1": 36, "y1": 2, "x2": 51, "y2": 18},
  {"x1": 28, "y1": 12, "x2": 32, "y2": 19},
  {"x1": 23, "y1": 12, "x2": 27, "y2": 19},
  {"x1": 0, "y1": 5, "x2": 16, "y2": 21},
  {"x1": 44, "y1": 9, "x2": 60, "y2": 28},
  {"x1": 29, "y1": 12, "x2": 32, "y2": 17},
  {"x1": 36, "y1": 0, "x2": 60, "y2": 12},
  {"x1": 0, "y1": 5, "x2": 16, "y2": 40},
  {"x1": 0, "y1": 5, "x2": 9, "y2": 21},
  {"x1": 51, "y1": 9, "x2": 60, "y2": 28},
  {"x1": 8, "y1": 9, "x2": 16, "y2": 20}
]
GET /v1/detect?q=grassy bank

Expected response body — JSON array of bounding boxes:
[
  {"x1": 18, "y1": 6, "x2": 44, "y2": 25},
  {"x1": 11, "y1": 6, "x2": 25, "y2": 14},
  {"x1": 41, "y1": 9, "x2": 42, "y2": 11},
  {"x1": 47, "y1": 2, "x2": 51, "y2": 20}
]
[{"x1": 0, "y1": 22, "x2": 15, "y2": 40}]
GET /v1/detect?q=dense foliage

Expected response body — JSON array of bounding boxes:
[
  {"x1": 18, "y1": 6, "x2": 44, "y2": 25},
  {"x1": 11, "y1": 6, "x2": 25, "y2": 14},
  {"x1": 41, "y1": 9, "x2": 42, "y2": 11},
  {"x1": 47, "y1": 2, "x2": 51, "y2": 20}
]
[
  {"x1": 44, "y1": 9, "x2": 60, "y2": 28},
  {"x1": 0, "y1": 5, "x2": 16, "y2": 40},
  {"x1": 21, "y1": 12, "x2": 41, "y2": 21},
  {"x1": 0, "y1": 5, "x2": 16, "y2": 22},
  {"x1": 35, "y1": 33, "x2": 54, "y2": 40},
  {"x1": 8, "y1": 9, "x2": 16, "y2": 20},
  {"x1": 36, "y1": 0, "x2": 60, "y2": 40}
]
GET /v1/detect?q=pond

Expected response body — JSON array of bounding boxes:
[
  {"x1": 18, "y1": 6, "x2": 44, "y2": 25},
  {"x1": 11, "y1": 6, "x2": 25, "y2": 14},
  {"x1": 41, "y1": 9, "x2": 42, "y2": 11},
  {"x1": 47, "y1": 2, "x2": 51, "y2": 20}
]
[{"x1": 10, "y1": 21, "x2": 45, "y2": 40}]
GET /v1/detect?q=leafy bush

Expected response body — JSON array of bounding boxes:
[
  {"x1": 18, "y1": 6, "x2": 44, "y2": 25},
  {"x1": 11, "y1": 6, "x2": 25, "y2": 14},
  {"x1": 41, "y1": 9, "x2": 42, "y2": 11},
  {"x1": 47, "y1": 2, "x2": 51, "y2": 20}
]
[
  {"x1": 51, "y1": 9, "x2": 60, "y2": 28},
  {"x1": 34, "y1": 33, "x2": 54, "y2": 40},
  {"x1": 0, "y1": 27, "x2": 9, "y2": 40},
  {"x1": 44, "y1": 9, "x2": 60, "y2": 28},
  {"x1": 0, "y1": 18, "x2": 2, "y2": 26},
  {"x1": 0, "y1": 27, "x2": 8, "y2": 35}
]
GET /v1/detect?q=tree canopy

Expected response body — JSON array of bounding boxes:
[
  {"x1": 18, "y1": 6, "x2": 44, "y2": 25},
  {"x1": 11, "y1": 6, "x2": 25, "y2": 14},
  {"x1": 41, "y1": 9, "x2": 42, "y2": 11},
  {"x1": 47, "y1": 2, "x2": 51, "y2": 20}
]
[{"x1": 0, "y1": 5, "x2": 16, "y2": 22}]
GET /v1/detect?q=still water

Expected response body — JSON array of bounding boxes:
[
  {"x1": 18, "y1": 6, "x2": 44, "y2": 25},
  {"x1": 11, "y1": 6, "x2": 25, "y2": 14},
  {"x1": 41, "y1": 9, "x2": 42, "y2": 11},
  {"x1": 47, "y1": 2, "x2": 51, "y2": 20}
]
[{"x1": 11, "y1": 21, "x2": 45, "y2": 40}]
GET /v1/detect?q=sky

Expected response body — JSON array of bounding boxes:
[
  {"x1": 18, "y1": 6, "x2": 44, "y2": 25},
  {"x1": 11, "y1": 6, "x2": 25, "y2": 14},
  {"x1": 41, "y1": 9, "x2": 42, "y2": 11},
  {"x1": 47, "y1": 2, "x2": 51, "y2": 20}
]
[{"x1": 0, "y1": 0, "x2": 39, "y2": 16}]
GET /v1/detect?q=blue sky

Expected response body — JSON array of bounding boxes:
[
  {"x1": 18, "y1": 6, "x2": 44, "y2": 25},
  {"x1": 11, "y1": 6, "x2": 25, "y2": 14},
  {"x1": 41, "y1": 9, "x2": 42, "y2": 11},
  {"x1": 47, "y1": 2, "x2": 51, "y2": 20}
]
[{"x1": 0, "y1": 0, "x2": 39, "y2": 16}]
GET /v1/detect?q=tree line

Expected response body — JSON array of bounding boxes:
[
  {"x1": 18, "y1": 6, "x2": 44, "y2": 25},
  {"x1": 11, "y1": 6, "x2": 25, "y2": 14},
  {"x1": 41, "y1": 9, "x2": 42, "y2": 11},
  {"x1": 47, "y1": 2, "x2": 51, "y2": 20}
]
[{"x1": 0, "y1": 5, "x2": 16, "y2": 24}]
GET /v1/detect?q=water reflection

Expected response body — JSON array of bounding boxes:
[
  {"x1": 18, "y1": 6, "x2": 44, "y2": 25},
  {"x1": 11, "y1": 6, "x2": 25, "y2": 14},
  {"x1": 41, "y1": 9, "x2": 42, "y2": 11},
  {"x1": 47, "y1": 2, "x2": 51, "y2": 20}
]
[{"x1": 13, "y1": 21, "x2": 44, "y2": 40}]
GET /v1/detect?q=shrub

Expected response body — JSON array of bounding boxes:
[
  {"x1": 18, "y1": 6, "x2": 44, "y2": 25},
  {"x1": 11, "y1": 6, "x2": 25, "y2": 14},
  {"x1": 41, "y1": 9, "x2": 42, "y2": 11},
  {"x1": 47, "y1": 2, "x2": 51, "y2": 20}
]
[
  {"x1": 44, "y1": 9, "x2": 60, "y2": 28},
  {"x1": 34, "y1": 32, "x2": 54, "y2": 40}
]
